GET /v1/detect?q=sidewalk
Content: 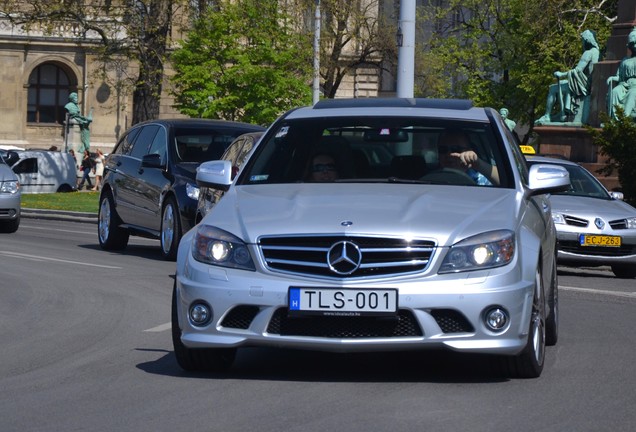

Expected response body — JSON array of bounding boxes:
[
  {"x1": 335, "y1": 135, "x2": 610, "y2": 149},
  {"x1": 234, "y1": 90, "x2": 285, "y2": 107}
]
[{"x1": 21, "y1": 208, "x2": 98, "y2": 224}]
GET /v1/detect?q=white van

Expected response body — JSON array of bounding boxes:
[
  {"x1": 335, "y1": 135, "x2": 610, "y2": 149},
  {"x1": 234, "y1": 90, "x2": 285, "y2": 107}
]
[{"x1": 8, "y1": 150, "x2": 77, "y2": 193}]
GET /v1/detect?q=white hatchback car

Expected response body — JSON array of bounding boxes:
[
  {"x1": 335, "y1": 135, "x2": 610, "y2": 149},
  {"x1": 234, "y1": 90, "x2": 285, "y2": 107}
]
[{"x1": 173, "y1": 98, "x2": 570, "y2": 378}]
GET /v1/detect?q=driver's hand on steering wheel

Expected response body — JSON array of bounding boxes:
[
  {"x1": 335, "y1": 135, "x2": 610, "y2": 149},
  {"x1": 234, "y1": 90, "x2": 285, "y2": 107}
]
[{"x1": 450, "y1": 150, "x2": 479, "y2": 169}]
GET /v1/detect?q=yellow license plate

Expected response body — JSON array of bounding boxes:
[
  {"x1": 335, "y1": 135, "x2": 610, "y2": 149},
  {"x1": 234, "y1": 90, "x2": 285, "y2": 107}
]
[{"x1": 579, "y1": 235, "x2": 621, "y2": 247}]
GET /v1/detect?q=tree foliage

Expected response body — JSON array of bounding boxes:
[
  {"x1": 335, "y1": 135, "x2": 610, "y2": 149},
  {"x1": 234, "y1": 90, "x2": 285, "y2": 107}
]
[
  {"x1": 587, "y1": 109, "x2": 636, "y2": 205},
  {"x1": 416, "y1": 0, "x2": 617, "y2": 140},
  {"x1": 295, "y1": 0, "x2": 398, "y2": 99},
  {"x1": 169, "y1": 0, "x2": 313, "y2": 125}
]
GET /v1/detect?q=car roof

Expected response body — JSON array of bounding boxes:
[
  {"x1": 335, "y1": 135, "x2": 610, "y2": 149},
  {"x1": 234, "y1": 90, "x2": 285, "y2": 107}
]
[
  {"x1": 284, "y1": 98, "x2": 491, "y2": 122},
  {"x1": 526, "y1": 155, "x2": 579, "y2": 167},
  {"x1": 131, "y1": 118, "x2": 266, "y2": 130}
]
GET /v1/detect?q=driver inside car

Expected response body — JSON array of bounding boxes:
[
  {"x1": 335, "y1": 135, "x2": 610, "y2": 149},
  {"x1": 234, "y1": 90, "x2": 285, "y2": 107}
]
[{"x1": 436, "y1": 130, "x2": 499, "y2": 186}]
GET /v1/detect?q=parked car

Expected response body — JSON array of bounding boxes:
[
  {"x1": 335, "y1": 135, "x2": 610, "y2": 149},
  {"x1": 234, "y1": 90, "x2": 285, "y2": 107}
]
[
  {"x1": 0, "y1": 150, "x2": 21, "y2": 233},
  {"x1": 527, "y1": 155, "x2": 636, "y2": 278},
  {"x1": 6, "y1": 150, "x2": 76, "y2": 193},
  {"x1": 195, "y1": 131, "x2": 264, "y2": 223},
  {"x1": 172, "y1": 98, "x2": 570, "y2": 378},
  {"x1": 97, "y1": 118, "x2": 265, "y2": 260}
]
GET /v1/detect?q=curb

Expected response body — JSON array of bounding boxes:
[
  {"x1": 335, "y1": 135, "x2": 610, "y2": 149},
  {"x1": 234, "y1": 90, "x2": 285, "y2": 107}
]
[{"x1": 21, "y1": 208, "x2": 98, "y2": 224}]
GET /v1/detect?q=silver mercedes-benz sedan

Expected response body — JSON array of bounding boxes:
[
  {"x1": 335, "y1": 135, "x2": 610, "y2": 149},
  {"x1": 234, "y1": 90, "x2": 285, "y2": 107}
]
[
  {"x1": 527, "y1": 156, "x2": 636, "y2": 278},
  {"x1": 173, "y1": 98, "x2": 569, "y2": 378}
]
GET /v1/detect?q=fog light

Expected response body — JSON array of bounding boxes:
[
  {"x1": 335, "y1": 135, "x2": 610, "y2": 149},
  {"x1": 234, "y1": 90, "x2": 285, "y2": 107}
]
[
  {"x1": 484, "y1": 307, "x2": 508, "y2": 332},
  {"x1": 189, "y1": 302, "x2": 212, "y2": 326}
]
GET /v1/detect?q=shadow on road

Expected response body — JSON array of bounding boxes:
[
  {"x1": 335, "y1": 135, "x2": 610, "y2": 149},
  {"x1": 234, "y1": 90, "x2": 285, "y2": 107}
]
[{"x1": 136, "y1": 347, "x2": 512, "y2": 384}]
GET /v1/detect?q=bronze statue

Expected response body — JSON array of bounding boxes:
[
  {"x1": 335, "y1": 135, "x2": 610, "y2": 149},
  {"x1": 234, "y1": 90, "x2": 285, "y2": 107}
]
[
  {"x1": 65, "y1": 92, "x2": 92, "y2": 152},
  {"x1": 499, "y1": 108, "x2": 516, "y2": 132},
  {"x1": 535, "y1": 30, "x2": 600, "y2": 125},
  {"x1": 606, "y1": 27, "x2": 636, "y2": 120}
]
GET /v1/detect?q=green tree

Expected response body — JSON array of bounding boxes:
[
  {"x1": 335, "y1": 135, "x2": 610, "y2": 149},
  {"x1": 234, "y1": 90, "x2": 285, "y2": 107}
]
[
  {"x1": 170, "y1": 0, "x2": 313, "y2": 125},
  {"x1": 588, "y1": 109, "x2": 636, "y2": 205},
  {"x1": 416, "y1": 0, "x2": 617, "y2": 140}
]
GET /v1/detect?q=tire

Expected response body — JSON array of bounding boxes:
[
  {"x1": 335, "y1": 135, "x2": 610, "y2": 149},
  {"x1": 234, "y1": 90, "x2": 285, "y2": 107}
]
[
  {"x1": 98, "y1": 190, "x2": 129, "y2": 250},
  {"x1": 611, "y1": 264, "x2": 636, "y2": 279},
  {"x1": 171, "y1": 282, "x2": 236, "y2": 373},
  {"x1": 57, "y1": 184, "x2": 74, "y2": 193},
  {"x1": 0, "y1": 215, "x2": 20, "y2": 233},
  {"x1": 160, "y1": 196, "x2": 181, "y2": 261},
  {"x1": 545, "y1": 254, "x2": 559, "y2": 346},
  {"x1": 503, "y1": 268, "x2": 546, "y2": 379}
]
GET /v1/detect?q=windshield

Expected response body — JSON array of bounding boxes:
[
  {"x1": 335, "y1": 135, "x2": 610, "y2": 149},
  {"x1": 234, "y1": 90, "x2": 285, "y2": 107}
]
[{"x1": 238, "y1": 117, "x2": 510, "y2": 187}]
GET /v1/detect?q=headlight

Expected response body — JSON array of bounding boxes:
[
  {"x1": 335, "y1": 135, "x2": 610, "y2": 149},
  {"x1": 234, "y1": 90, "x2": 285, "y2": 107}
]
[
  {"x1": 186, "y1": 182, "x2": 200, "y2": 200},
  {"x1": 551, "y1": 212, "x2": 565, "y2": 225},
  {"x1": 626, "y1": 217, "x2": 636, "y2": 229},
  {"x1": 0, "y1": 180, "x2": 19, "y2": 194},
  {"x1": 192, "y1": 225, "x2": 255, "y2": 271},
  {"x1": 439, "y1": 230, "x2": 515, "y2": 273}
]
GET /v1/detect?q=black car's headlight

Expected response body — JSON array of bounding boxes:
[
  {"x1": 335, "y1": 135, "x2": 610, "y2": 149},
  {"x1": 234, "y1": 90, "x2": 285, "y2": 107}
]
[
  {"x1": 186, "y1": 182, "x2": 200, "y2": 200},
  {"x1": 439, "y1": 230, "x2": 515, "y2": 273},
  {"x1": 192, "y1": 225, "x2": 255, "y2": 271}
]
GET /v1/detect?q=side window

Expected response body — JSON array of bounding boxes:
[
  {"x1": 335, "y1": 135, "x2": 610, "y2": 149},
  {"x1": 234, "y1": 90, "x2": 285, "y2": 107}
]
[
  {"x1": 148, "y1": 126, "x2": 167, "y2": 165},
  {"x1": 130, "y1": 125, "x2": 160, "y2": 159},
  {"x1": 12, "y1": 158, "x2": 38, "y2": 174},
  {"x1": 508, "y1": 133, "x2": 529, "y2": 185},
  {"x1": 114, "y1": 127, "x2": 142, "y2": 155}
]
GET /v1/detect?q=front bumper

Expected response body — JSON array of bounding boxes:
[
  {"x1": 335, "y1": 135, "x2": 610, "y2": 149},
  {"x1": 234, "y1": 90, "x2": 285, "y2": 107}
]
[
  {"x1": 0, "y1": 194, "x2": 21, "y2": 220},
  {"x1": 556, "y1": 231, "x2": 636, "y2": 267},
  {"x1": 175, "y1": 253, "x2": 536, "y2": 356}
]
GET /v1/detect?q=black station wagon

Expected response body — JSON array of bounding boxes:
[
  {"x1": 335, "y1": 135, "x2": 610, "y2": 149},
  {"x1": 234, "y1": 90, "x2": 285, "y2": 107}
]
[{"x1": 97, "y1": 119, "x2": 265, "y2": 260}]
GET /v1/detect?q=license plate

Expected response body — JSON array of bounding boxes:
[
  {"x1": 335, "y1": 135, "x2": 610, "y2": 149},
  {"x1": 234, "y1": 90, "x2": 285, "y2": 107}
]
[
  {"x1": 288, "y1": 287, "x2": 398, "y2": 316},
  {"x1": 579, "y1": 234, "x2": 621, "y2": 247}
]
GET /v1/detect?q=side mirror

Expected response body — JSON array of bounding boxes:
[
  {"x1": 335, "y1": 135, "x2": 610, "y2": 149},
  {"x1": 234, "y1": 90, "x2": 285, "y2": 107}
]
[
  {"x1": 610, "y1": 191, "x2": 624, "y2": 201},
  {"x1": 196, "y1": 160, "x2": 233, "y2": 191},
  {"x1": 527, "y1": 164, "x2": 570, "y2": 196},
  {"x1": 141, "y1": 153, "x2": 164, "y2": 168}
]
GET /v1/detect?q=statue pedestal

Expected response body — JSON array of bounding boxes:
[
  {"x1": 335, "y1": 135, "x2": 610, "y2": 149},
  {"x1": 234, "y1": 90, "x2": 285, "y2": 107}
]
[
  {"x1": 64, "y1": 122, "x2": 84, "y2": 177},
  {"x1": 534, "y1": 126, "x2": 620, "y2": 191}
]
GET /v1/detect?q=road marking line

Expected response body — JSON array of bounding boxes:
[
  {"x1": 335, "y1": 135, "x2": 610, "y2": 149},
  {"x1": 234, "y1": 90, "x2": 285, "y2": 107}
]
[
  {"x1": 560, "y1": 285, "x2": 636, "y2": 299},
  {"x1": 144, "y1": 323, "x2": 171, "y2": 332},
  {"x1": 0, "y1": 251, "x2": 121, "y2": 269}
]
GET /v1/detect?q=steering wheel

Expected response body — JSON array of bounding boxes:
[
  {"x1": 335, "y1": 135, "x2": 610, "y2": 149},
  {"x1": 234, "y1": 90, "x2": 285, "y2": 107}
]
[{"x1": 421, "y1": 168, "x2": 476, "y2": 185}]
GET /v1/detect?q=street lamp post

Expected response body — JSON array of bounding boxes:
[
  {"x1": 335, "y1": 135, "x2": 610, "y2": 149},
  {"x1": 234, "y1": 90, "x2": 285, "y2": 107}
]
[
  {"x1": 396, "y1": 0, "x2": 415, "y2": 98},
  {"x1": 312, "y1": 0, "x2": 321, "y2": 105}
]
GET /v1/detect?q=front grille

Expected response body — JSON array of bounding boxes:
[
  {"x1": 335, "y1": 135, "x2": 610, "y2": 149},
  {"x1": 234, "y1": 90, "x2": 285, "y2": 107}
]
[
  {"x1": 266, "y1": 308, "x2": 423, "y2": 338},
  {"x1": 220, "y1": 306, "x2": 260, "y2": 329},
  {"x1": 560, "y1": 240, "x2": 636, "y2": 257},
  {"x1": 564, "y1": 215, "x2": 588, "y2": 227},
  {"x1": 609, "y1": 219, "x2": 628, "y2": 230},
  {"x1": 259, "y1": 235, "x2": 435, "y2": 279},
  {"x1": 430, "y1": 309, "x2": 474, "y2": 333}
]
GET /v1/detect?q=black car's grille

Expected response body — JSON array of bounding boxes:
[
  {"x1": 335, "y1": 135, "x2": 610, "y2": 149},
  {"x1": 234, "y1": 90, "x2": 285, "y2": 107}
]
[
  {"x1": 266, "y1": 308, "x2": 423, "y2": 338},
  {"x1": 563, "y1": 215, "x2": 588, "y2": 227},
  {"x1": 220, "y1": 306, "x2": 260, "y2": 329},
  {"x1": 430, "y1": 309, "x2": 474, "y2": 333},
  {"x1": 560, "y1": 240, "x2": 636, "y2": 257},
  {"x1": 259, "y1": 235, "x2": 435, "y2": 279}
]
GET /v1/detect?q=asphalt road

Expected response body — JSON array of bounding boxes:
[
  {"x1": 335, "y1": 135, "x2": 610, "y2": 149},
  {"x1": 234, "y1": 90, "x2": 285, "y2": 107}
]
[{"x1": 1, "y1": 218, "x2": 635, "y2": 432}]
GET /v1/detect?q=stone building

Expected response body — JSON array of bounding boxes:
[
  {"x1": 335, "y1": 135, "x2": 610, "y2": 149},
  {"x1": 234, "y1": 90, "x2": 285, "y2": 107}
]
[{"x1": 0, "y1": 1, "x2": 391, "y2": 153}]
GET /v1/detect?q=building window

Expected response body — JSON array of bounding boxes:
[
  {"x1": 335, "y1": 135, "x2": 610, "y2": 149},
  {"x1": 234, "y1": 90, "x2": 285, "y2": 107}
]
[{"x1": 27, "y1": 63, "x2": 74, "y2": 124}]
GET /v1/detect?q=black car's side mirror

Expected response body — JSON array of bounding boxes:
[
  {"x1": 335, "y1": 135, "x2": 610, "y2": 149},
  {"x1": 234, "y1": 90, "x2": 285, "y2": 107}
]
[{"x1": 141, "y1": 153, "x2": 164, "y2": 169}]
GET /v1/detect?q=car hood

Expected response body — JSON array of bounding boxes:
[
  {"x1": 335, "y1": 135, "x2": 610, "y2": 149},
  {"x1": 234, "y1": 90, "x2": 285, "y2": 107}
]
[
  {"x1": 202, "y1": 184, "x2": 522, "y2": 247},
  {"x1": 0, "y1": 164, "x2": 18, "y2": 181},
  {"x1": 550, "y1": 194, "x2": 636, "y2": 220}
]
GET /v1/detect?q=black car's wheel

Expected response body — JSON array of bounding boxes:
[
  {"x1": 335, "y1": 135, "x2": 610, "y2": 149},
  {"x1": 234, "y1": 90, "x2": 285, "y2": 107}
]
[
  {"x1": 160, "y1": 196, "x2": 182, "y2": 261},
  {"x1": 545, "y1": 254, "x2": 559, "y2": 346},
  {"x1": 98, "y1": 190, "x2": 129, "y2": 250},
  {"x1": 171, "y1": 282, "x2": 236, "y2": 373},
  {"x1": 0, "y1": 215, "x2": 19, "y2": 233},
  {"x1": 611, "y1": 264, "x2": 636, "y2": 279},
  {"x1": 503, "y1": 267, "x2": 546, "y2": 379}
]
